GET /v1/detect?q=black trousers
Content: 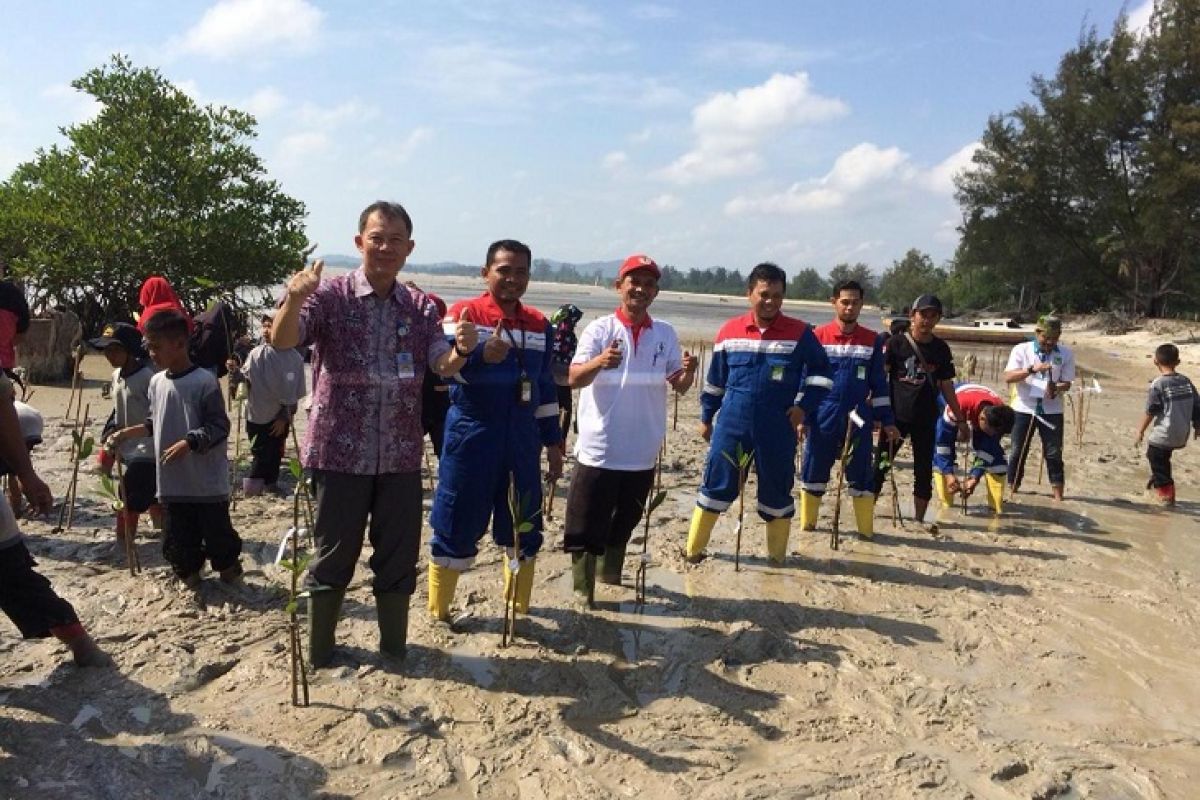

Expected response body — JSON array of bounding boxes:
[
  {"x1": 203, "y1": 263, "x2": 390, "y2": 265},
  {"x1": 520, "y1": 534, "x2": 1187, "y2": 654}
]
[
  {"x1": 557, "y1": 385, "x2": 575, "y2": 438},
  {"x1": 873, "y1": 419, "x2": 936, "y2": 501},
  {"x1": 307, "y1": 470, "x2": 423, "y2": 594},
  {"x1": 247, "y1": 420, "x2": 288, "y2": 484},
  {"x1": 1147, "y1": 444, "x2": 1174, "y2": 488},
  {"x1": 1008, "y1": 411, "x2": 1065, "y2": 486},
  {"x1": 563, "y1": 464, "x2": 655, "y2": 555},
  {"x1": 163, "y1": 501, "x2": 243, "y2": 578},
  {"x1": 0, "y1": 541, "x2": 80, "y2": 638}
]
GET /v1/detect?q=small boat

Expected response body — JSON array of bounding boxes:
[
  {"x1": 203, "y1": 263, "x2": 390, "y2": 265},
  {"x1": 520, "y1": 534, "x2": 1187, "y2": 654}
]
[{"x1": 883, "y1": 317, "x2": 1034, "y2": 345}]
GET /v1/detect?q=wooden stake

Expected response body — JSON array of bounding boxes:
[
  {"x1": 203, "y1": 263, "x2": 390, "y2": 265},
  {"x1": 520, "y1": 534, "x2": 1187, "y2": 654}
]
[{"x1": 64, "y1": 346, "x2": 83, "y2": 420}]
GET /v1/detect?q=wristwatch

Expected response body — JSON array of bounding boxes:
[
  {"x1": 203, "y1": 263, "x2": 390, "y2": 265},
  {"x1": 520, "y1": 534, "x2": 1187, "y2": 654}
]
[
  {"x1": 1026, "y1": 364, "x2": 1035, "y2": 375},
  {"x1": 454, "y1": 343, "x2": 471, "y2": 358}
]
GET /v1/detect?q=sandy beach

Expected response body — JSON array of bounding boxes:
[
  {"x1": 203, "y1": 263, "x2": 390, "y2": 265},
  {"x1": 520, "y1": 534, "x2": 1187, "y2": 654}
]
[{"x1": 1, "y1": 292, "x2": 1199, "y2": 799}]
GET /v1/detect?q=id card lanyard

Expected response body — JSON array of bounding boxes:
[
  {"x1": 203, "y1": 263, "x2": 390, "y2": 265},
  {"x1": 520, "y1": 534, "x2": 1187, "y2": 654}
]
[{"x1": 500, "y1": 320, "x2": 532, "y2": 406}]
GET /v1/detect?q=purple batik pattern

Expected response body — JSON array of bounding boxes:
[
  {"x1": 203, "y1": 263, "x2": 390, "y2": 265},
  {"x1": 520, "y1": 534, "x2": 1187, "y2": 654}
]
[{"x1": 298, "y1": 269, "x2": 449, "y2": 475}]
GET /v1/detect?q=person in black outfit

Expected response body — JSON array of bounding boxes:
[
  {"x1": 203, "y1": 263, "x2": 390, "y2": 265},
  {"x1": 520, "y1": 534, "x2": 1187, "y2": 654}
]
[{"x1": 872, "y1": 295, "x2": 969, "y2": 525}]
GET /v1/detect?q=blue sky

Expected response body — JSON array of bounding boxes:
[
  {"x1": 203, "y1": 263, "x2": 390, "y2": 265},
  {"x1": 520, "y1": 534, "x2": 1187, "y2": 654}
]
[{"x1": 0, "y1": 0, "x2": 1151, "y2": 275}]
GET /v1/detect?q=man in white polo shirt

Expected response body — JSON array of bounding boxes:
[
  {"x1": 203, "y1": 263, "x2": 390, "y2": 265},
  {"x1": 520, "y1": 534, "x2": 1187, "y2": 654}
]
[
  {"x1": 564, "y1": 254, "x2": 697, "y2": 607},
  {"x1": 1003, "y1": 314, "x2": 1075, "y2": 500}
]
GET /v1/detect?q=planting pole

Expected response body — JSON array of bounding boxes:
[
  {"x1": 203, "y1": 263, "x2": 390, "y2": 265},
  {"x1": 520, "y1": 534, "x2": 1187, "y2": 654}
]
[
  {"x1": 1010, "y1": 411, "x2": 1038, "y2": 499},
  {"x1": 888, "y1": 438, "x2": 903, "y2": 527},
  {"x1": 730, "y1": 448, "x2": 752, "y2": 572},
  {"x1": 64, "y1": 345, "x2": 83, "y2": 420},
  {"x1": 64, "y1": 404, "x2": 90, "y2": 532},
  {"x1": 54, "y1": 399, "x2": 85, "y2": 532},
  {"x1": 829, "y1": 416, "x2": 855, "y2": 551},
  {"x1": 960, "y1": 445, "x2": 970, "y2": 514},
  {"x1": 636, "y1": 449, "x2": 666, "y2": 607}
]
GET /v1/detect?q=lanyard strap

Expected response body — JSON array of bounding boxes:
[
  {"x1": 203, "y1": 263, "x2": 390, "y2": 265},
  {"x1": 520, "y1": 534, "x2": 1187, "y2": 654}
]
[{"x1": 500, "y1": 320, "x2": 527, "y2": 374}]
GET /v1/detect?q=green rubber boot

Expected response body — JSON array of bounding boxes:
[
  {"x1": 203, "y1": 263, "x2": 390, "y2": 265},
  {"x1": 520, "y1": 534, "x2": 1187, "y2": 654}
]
[
  {"x1": 375, "y1": 592, "x2": 410, "y2": 660},
  {"x1": 571, "y1": 552, "x2": 596, "y2": 609},
  {"x1": 597, "y1": 542, "x2": 627, "y2": 586},
  {"x1": 306, "y1": 588, "x2": 345, "y2": 669}
]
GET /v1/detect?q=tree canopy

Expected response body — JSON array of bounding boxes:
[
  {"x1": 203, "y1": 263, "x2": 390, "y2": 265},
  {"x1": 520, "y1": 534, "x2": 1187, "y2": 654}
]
[
  {"x1": 878, "y1": 249, "x2": 947, "y2": 311},
  {"x1": 953, "y1": 0, "x2": 1200, "y2": 317},
  {"x1": 0, "y1": 55, "x2": 308, "y2": 331}
]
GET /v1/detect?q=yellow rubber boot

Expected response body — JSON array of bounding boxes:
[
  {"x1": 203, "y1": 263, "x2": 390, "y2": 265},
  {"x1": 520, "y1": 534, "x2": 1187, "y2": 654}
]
[
  {"x1": 503, "y1": 556, "x2": 537, "y2": 614},
  {"x1": 427, "y1": 563, "x2": 459, "y2": 622},
  {"x1": 933, "y1": 472, "x2": 953, "y2": 509},
  {"x1": 765, "y1": 518, "x2": 790, "y2": 564},
  {"x1": 852, "y1": 494, "x2": 875, "y2": 539},
  {"x1": 799, "y1": 491, "x2": 820, "y2": 531},
  {"x1": 685, "y1": 507, "x2": 720, "y2": 563},
  {"x1": 984, "y1": 473, "x2": 1005, "y2": 515}
]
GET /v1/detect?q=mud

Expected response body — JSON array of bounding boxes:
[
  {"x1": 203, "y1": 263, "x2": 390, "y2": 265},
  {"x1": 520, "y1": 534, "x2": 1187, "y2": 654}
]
[{"x1": 2, "y1": 299, "x2": 1199, "y2": 798}]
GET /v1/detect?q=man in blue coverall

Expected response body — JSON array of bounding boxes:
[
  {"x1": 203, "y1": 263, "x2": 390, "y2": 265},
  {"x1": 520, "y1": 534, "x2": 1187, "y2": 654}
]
[
  {"x1": 427, "y1": 240, "x2": 564, "y2": 622},
  {"x1": 799, "y1": 280, "x2": 899, "y2": 539},
  {"x1": 686, "y1": 263, "x2": 833, "y2": 565}
]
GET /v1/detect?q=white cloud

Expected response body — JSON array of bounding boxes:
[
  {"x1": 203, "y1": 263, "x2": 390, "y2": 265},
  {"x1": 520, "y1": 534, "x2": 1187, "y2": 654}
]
[
  {"x1": 372, "y1": 127, "x2": 434, "y2": 165},
  {"x1": 629, "y1": 127, "x2": 654, "y2": 144},
  {"x1": 243, "y1": 86, "x2": 286, "y2": 119},
  {"x1": 41, "y1": 84, "x2": 103, "y2": 124},
  {"x1": 1127, "y1": 0, "x2": 1154, "y2": 34},
  {"x1": 922, "y1": 142, "x2": 980, "y2": 194},
  {"x1": 276, "y1": 131, "x2": 329, "y2": 164},
  {"x1": 631, "y1": 4, "x2": 677, "y2": 20},
  {"x1": 726, "y1": 142, "x2": 912, "y2": 215},
  {"x1": 602, "y1": 150, "x2": 628, "y2": 171},
  {"x1": 418, "y1": 42, "x2": 546, "y2": 107},
  {"x1": 647, "y1": 193, "x2": 681, "y2": 213},
  {"x1": 726, "y1": 141, "x2": 981, "y2": 217},
  {"x1": 295, "y1": 99, "x2": 378, "y2": 127},
  {"x1": 176, "y1": 0, "x2": 323, "y2": 60},
  {"x1": 658, "y1": 72, "x2": 848, "y2": 185}
]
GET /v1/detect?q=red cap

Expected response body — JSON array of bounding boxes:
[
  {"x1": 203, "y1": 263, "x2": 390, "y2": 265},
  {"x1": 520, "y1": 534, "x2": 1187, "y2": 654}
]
[{"x1": 618, "y1": 253, "x2": 660, "y2": 280}]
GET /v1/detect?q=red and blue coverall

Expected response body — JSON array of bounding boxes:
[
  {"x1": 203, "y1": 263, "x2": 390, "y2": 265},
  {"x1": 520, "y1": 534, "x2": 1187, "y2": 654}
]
[
  {"x1": 698, "y1": 312, "x2": 832, "y2": 519},
  {"x1": 934, "y1": 383, "x2": 1008, "y2": 478},
  {"x1": 801, "y1": 322, "x2": 893, "y2": 497},
  {"x1": 429, "y1": 294, "x2": 562, "y2": 568}
]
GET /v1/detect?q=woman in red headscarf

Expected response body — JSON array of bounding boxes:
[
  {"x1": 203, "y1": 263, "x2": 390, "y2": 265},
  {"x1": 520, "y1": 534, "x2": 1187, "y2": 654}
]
[{"x1": 136, "y1": 276, "x2": 193, "y2": 333}]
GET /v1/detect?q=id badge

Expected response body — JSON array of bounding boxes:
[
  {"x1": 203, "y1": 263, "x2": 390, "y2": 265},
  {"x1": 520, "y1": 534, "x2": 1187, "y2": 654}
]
[
  {"x1": 517, "y1": 374, "x2": 532, "y2": 405},
  {"x1": 856, "y1": 365, "x2": 867, "y2": 380},
  {"x1": 770, "y1": 365, "x2": 785, "y2": 382},
  {"x1": 396, "y1": 352, "x2": 416, "y2": 380}
]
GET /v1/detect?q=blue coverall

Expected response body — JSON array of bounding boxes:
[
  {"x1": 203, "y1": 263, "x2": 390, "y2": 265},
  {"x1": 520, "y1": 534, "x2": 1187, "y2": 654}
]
[{"x1": 698, "y1": 312, "x2": 832, "y2": 520}]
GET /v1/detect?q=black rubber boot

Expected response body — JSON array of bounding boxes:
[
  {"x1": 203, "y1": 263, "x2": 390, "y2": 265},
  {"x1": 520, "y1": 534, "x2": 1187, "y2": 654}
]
[
  {"x1": 597, "y1": 543, "x2": 627, "y2": 586},
  {"x1": 571, "y1": 552, "x2": 596, "y2": 609},
  {"x1": 375, "y1": 592, "x2": 410, "y2": 660},
  {"x1": 307, "y1": 588, "x2": 345, "y2": 669}
]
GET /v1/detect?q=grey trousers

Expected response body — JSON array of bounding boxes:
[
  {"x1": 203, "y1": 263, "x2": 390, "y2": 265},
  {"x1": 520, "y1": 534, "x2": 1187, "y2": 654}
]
[{"x1": 306, "y1": 469, "x2": 423, "y2": 595}]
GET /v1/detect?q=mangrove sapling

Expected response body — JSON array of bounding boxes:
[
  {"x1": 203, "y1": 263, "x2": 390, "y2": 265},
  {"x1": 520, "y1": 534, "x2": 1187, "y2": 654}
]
[
  {"x1": 829, "y1": 412, "x2": 860, "y2": 552},
  {"x1": 98, "y1": 452, "x2": 140, "y2": 575},
  {"x1": 287, "y1": 427, "x2": 316, "y2": 548},
  {"x1": 720, "y1": 442, "x2": 753, "y2": 572},
  {"x1": 279, "y1": 480, "x2": 312, "y2": 707},
  {"x1": 502, "y1": 474, "x2": 539, "y2": 647},
  {"x1": 634, "y1": 463, "x2": 667, "y2": 607}
]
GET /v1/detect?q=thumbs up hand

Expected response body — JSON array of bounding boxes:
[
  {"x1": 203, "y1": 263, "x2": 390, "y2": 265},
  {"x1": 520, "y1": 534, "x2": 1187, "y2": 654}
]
[
  {"x1": 681, "y1": 350, "x2": 697, "y2": 374},
  {"x1": 482, "y1": 322, "x2": 512, "y2": 364},
  {"x1": 287, "y1": 259, "x2": 324, "y2": 301},
  {"x1": 597, "y1": 339, "x2": 623, "y2": 369},
  {"x1": 454, "y1": 310, "x2": 478, "y2": 355}
]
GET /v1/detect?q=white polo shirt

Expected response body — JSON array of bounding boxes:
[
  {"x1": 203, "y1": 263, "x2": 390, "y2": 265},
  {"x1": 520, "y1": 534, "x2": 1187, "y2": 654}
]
[
  {"x1": 1005, "y1": 340, "x2": 1076, "y2": 414},
  {"x1": 572, "y1": 310, "x2": 684, "y2": 471}
]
